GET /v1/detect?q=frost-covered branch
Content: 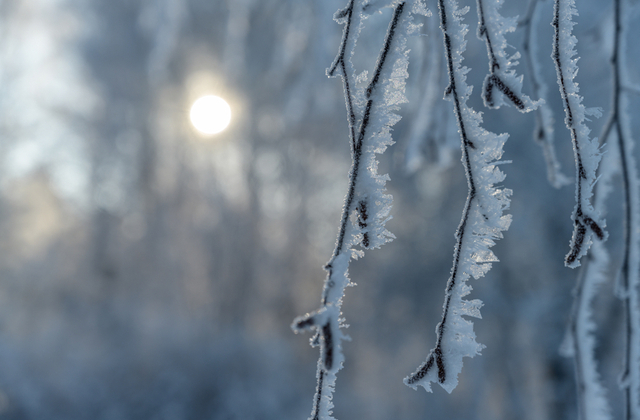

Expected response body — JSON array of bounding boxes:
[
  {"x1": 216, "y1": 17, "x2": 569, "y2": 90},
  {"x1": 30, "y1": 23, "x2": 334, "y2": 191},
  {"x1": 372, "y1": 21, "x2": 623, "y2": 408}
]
[
  {"x1": 404, "y1": 14, "x2": 450, "y2": 172},
  {"x1": 327, "y1": 0, "x2": 359, "y2": 158},
  {"x1": 475, "y1": 0, "x2": 537, "y2": 111},
  {"x1": 562, "y1": 148, "x2": 616, "y2": 420},
  {"x1": 565, "y1": 249, "x2": 612, "y2": 420},
  {"x1": 292, "y1": 2, "x2": 427, "y2": 418},
  {"x1": 519, "y1": 0, "x2": 570, "y2": 188},
  {"x1": 562, "y1": 1, "x2": 640, "y2": 417},
  {"x1": 404, "y1": 0, "x2": 511, "y2": 393},
  {"x1": 551, "y1": 0, "x2": 605, "y2": 268},
  {"x1": 601, "y1": 0, "x2": 640, "y2": 418}
]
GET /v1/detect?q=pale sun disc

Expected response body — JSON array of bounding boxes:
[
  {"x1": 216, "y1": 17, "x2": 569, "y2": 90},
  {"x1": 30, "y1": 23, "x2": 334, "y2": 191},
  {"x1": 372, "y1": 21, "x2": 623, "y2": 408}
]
[{"x1": 190, "y1": 95, "x2": 231, "y2": 134}]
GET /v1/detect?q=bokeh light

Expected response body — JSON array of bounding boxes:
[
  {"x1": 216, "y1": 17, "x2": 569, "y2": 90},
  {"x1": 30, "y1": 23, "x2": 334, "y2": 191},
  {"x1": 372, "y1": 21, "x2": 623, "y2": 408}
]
[{"x1": 189, "y1": 95, "x2": 231, "y2": 135}]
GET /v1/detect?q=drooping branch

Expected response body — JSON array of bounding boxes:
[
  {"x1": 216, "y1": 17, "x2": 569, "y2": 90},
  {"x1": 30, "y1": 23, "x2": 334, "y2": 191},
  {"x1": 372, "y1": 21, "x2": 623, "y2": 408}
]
[
  {"x1": 519, "y1": 0, "x2": 570, "y2": 188},
  {"x1": 292, "y1": 2, "x2": 427, "y2": 418},
  {"x1": 564, "y1": 259, "x2": 610, "y2": 420},
  {"x1": 562, "y1": 150, "x2": 616, "y2": 420},
  {"x1": 404, "y1": 12, "x2": 450, "y2": 172},
  {"x1": 328, "y1": 0, "x2": 358, "y2": 156},
  {"x1": 601, "y1": 0, "x2": 640, "y2": 418},
  {"x1": 475, "y1": 0, "x2": 537, "y2": 112},
  {"x1": 551, "y1": 0, "x2": 605, "y2": 268},
  {"x1": 405, "y1": 0, "x2": 511, "y2": 393},
  {"x1": 560, "y1": 1, "x2": 639, "y2": 417}
]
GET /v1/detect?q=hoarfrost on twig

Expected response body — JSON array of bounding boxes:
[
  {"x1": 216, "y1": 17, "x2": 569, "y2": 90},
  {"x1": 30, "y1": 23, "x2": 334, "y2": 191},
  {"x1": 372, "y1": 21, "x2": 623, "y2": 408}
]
[
  {"x1": 519, "y1": 0, "x2": 571, "y2": 188},
  {"x1": 475, "y1": 0, "x2": 539, "y2": 112},
  {"x1": 404, "y1": 0, "x2": 511, "y2": 394},
  {"x1": 551, "y1": 0, "x2": 606, "y2": 268},
  {"x1": 293, "y1": 1, "x2": 428, "y2": 418}
]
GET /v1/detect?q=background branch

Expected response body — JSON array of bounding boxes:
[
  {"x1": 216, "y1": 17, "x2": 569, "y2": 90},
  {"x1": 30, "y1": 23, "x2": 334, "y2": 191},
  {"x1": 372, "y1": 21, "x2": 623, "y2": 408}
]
[{"x1": 520, "y1": 0, "x2": 571, "y2": 188}]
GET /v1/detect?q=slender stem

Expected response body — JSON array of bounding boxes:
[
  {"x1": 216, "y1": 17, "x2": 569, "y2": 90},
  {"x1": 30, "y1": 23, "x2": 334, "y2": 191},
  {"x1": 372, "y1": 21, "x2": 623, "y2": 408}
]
[
  {"x1": 328, "y1": 0, "x2": 358, "y2": 155},
  {"x1": 568, "y1": 262, "x2": 590, "y2": 420},
  {"x1": 476, "y1": 0, "x2": 498, "y2": 72},
  {"x1": 552, "y1": 0, "x2": 604, "y2": 267},
  {"x1": 520, "y1": 0, "x2": 568, "y2": 188},
  {"x1": 476, "y1": 0, "x2": 525, "y2": 110},
  {"x1": 297, "y1": 4, "x2": 408, "y2": 417},
  {"x1": 404, "y1": 15, "x2": 444, "y2": 170},
  {"x1": 311, "y1": 368, "x2": 324, "y2": 420},
  {"x1": 521, "y1": 0, "x2": 545, "y2": 138},
  {"x1": 324, "y1": 1, "x2": 405, "y2": 298},
  {"x1": 406, "y1": 0, "x2": 477, "y2": 386},
  {"x1": 607, "y1": 0, "x2": 637, "y2": 418}
]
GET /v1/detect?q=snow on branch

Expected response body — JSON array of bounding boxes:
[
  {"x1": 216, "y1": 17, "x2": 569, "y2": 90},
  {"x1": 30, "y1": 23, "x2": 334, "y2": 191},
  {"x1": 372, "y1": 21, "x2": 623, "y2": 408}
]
[
  {"x1": 520, "y1": 0, "x2": 570, "y2": 188},
  {"x1": 475, "y1": 0, "x2": 538, "y2": 111},
  {"x1": 292, "y1": 1, "x2": 428, "y2": 418},
  {"x1": 404, "y1": 0, "x2": 511, "y2": 393},
  {"x1": 551, "y1": 0, "x2": 606, "y2": 268}
]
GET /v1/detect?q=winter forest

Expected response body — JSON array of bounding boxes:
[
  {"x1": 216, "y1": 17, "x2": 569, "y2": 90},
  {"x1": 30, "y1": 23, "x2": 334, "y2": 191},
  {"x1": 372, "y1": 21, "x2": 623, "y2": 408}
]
[{"x1": 0, "y1": 0, "x2": 639, "y2": 419}]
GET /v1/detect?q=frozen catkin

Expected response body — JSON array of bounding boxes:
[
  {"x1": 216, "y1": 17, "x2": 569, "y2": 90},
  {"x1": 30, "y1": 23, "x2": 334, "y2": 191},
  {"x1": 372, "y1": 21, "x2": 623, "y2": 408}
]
[
  {"x1": 292, "y1": 1, "x2": 428, "y2": 419},
  {"x1": 551, "y1": 0, "x2": 606, "y2": 268},
  {"x1": 404, "y1": 0, "x2": 511, "y2": 393},
  {"x1": 475, "y1": 0, "x2": 538, "y2": 112}
]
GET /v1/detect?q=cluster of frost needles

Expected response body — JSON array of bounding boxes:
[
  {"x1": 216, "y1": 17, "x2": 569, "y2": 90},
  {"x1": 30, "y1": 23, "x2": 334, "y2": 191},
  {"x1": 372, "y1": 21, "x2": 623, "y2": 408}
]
[{"x1": 292, "y1": 0, "x2": 640, "y2": 418}]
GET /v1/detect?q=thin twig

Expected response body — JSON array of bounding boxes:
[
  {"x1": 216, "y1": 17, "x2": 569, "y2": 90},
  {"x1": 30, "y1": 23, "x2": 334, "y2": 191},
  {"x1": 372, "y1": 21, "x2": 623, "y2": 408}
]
[
  {"x1": 293, "y1": 3, "x2": 409, "y2": 418},
  {"x1": 520, "y1": 0, "x2": 570, "y2": 188},
  {"x1": 604, "y1": 0, "x2": 640, "y2": 418},
  {"x1": 406, "y1": 0, "x2": 480, "y2": 387},
  {"x1": 551, "y1": 0, "x2": 605, "y2": 267},
  {"x1": 476, "y1": 0, "x2": 526, "y2": 110},
  {"x1": 328, "y1": 0, "x2": 358, "y2": 156},
  {"x1": 565, "y1": 240, "x2": 612, "y2": 420},
  {"x1": 406, "y1": 0, "x2": 511, "y2": 393},
  {"x1": 404, "y1": 14, "x2": 448, "y2": 172}
]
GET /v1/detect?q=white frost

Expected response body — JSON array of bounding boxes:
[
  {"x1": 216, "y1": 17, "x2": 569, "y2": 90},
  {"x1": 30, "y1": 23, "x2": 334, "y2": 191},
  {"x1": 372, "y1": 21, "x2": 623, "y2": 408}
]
[
  {"x1": 476, "y1": 0, "x2": 539, "y2": 112},
  {"x1": 293, "y1": 2, "x2": 429, "y2": 419},
  {"x1": 404, "y1": 0, "x2": 511, "y2": 394},
  {"x1": 551, "y1": 0, "x2": 605, "y2": 268}
]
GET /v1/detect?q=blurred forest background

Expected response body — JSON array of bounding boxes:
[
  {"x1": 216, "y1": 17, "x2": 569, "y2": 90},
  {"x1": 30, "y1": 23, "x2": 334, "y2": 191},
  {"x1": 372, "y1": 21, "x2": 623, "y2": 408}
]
[{"x1": 0, "y1": 0, "x2": 638, "y2": 419}]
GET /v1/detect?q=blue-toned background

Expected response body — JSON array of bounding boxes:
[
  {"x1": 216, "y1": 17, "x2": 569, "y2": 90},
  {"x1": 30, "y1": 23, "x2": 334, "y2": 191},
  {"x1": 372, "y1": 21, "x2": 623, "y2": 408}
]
[{"x1": 0, "y1": 0, "x2": 635, "y2": 419}]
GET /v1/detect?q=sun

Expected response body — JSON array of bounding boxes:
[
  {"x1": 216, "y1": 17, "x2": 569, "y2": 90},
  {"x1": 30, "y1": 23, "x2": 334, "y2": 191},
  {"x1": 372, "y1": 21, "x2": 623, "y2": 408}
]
[{"x1": 189, "y1": 95, "x2": 232, "y2": 135}]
